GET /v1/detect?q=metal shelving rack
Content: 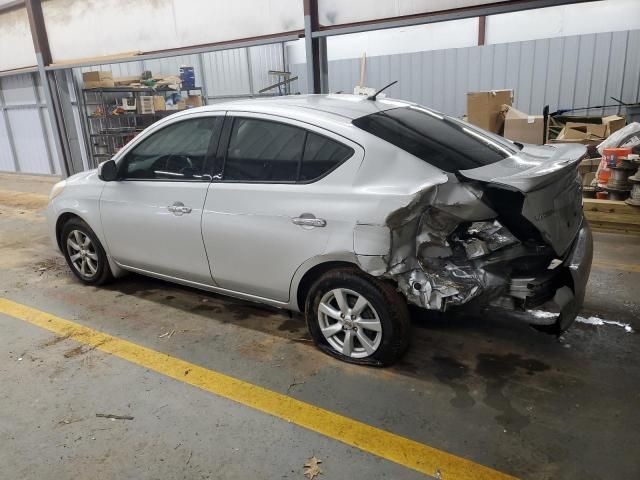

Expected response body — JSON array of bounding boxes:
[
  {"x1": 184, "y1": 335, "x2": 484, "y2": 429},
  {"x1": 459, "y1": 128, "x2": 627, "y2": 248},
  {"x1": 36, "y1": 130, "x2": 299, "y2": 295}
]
[{"x1": 82, "y1": 86, "x2": 203, "y2": 167}]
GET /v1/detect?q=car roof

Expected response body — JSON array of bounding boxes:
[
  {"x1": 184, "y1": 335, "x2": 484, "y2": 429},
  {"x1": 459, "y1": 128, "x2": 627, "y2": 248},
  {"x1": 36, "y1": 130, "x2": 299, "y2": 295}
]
[{"x1": 187, "y1": 94, "x2": 415, "y2": 122}]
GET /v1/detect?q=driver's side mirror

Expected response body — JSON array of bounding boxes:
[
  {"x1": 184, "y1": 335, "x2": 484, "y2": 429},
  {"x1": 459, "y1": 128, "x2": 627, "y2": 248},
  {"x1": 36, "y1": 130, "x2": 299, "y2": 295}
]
[{"x1": 98, "y1": 159, "x2": 118, "y2": 182}]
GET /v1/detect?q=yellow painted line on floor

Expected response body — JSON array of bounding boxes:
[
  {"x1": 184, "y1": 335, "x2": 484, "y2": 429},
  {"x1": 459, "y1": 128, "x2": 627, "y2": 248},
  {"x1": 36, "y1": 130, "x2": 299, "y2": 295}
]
[
  {"x1": 592, "y1": 260, "x2": 640, "y2": 273},
  {"x1": 0, "y1": 298, "x2": 516, "y2": 480}
]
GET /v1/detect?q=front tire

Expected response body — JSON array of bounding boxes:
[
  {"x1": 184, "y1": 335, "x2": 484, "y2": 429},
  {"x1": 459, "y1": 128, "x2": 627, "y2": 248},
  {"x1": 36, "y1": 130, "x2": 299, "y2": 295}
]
[
  {"x1": 305, "y1": 268, "x2": 411, "y2": 366},
  {"x1": 61, "y1": 218, "x2": 113, "y2": 286}
]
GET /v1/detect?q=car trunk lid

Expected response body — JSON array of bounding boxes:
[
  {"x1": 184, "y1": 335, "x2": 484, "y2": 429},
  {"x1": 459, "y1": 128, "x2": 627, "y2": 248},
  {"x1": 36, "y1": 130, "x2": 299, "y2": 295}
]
[{"x1": 458, "y1": 143, "x2": 587, "y2": 255}]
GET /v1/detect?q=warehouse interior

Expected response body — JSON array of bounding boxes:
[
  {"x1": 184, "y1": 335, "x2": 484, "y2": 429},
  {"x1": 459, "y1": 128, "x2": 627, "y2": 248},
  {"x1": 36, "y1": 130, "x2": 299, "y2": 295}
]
[{"x1": 1, "y1": 1, "x2": 640, "y2": 479}]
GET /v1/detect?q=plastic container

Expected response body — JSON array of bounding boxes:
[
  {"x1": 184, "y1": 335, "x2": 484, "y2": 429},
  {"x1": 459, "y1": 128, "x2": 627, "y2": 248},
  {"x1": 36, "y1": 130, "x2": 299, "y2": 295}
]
[
  {"x1": 598, "y1": 147, "x2": 632, "y2": 187},
  {"x1": 603, "y1": 147, "x2": 632, "y2": 166},
  {"x1": 179, "y1": 66, "x2": 195, "y2": 89}
]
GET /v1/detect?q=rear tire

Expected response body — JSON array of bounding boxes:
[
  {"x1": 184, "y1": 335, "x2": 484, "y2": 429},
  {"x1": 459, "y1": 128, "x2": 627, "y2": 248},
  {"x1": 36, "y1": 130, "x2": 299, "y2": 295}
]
[
  {"x1": 61, "y1": 218, "x2": 114, "y2": 286},
  {"x1": 305, "y1": 267, "x2": 410, "y2": 366}
]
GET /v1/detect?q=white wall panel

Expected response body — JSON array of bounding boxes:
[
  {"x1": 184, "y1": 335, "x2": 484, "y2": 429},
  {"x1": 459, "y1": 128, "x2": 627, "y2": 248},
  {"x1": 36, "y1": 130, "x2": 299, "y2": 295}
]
[
  {"x1": 202, "y1": 48, "x2": 251, "y2": 97},
  {"x1": 0, "y1": 7, "x2": 37, "y2": 71},
  {"x1": 249, "y1": 44, "x2": 287, "y2": 93},
  {"x1": 317, "y1": 0, "x2": 506, "y2": 26},
  {"x1": 0, "y1": 73, "x2": 57, "y2": 174},
  {"x1": 287, "y1": 18, "x2": 478, "y2": 64},
  {"x1": 487, "y1": 0, "x2": 640, "y2": 44},
  {"x1": 7, "y1": 108, "x2": 51, "y2": 174},
  {"x1": 43, "y1": 0, "x2": 303, "y2": 64},
  {"x1": 1, "y1": 74, "x2": 38, "y2": 105}
]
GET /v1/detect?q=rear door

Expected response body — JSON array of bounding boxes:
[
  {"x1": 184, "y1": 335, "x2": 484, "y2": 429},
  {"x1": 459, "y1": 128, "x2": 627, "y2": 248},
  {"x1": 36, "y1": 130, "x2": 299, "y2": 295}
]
[
  {"x1": 100, "y1": 114, "x2": 224, "y2": 285},
  {"x1": 202, "y1": 113, "x2": 360, "y2": 301}
]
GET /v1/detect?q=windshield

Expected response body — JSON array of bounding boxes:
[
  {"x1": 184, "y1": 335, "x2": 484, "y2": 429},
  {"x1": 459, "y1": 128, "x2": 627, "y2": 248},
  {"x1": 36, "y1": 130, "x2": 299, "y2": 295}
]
[{"x1": 352, "y1": 106, "x2": 518, "y2": 172}]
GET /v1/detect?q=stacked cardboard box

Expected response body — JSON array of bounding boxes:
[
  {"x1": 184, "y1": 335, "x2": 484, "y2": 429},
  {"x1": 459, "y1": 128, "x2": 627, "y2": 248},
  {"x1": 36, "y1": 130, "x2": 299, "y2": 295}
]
[
  {"x1": 467, "y1": 89, "x2": 513, "y2": 134},
  {"x1": 82, "y1": 71, "x2": 115, "y2": 88},
  {"x1": 501, "y1": 105, "x2": 544, "y2": 144},
  {"x1": 551, "y1": 116, "x2": 626, "y2": 144}
]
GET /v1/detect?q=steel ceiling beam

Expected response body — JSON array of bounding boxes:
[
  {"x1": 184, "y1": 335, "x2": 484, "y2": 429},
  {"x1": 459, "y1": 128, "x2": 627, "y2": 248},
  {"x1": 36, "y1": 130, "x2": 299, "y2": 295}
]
[
  {"x1": 303, "y1": 0, "x2": 328, "y2": 94},
  {"x1": 0, "y1": 0, "x2": 25, "y2": 13},
  {"x1": 311, "y1": 0, "x2": 600, "y2": 38},
  {"x1": 25, "y1": 0, "x2": 69, "y2": 176},
  {"x1": 44, "y1": 32, "x2": 303, "y2": 71}
]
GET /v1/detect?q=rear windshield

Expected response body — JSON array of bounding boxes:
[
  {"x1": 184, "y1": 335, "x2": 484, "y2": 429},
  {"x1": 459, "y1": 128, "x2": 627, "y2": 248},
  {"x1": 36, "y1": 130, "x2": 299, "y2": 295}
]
[{"x1": 352, "y1": 106, "x2": 517, "y2": 172}]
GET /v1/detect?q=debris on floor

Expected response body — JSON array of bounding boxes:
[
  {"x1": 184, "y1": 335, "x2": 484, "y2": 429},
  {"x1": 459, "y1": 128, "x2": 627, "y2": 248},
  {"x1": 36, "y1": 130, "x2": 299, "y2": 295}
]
[
  {"x1": 529, "y1": 310, "x2": 634, "y2": 333},
  {"x1": 95, "y1": 413, "x2": 134, "y2": 421},
  {"x1": 303, "y1": 456, "x2": 322, "y2": 479},
  {"x1": 158, "y1": 329, "x2": 175, "y2": 339},
  {"x1": 575, "y1": 316, "x2": 634, "y2": 333}
]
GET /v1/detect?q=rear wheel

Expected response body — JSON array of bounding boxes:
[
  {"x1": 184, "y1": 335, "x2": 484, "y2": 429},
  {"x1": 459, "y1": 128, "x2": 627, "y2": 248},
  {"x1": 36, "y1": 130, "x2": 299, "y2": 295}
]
[
  {"x1": 305, "y1": 268, "x2": 410, "y2": 366},
  {"x1": 61, "y1": 218, "x2": 113, "y2": 285}
]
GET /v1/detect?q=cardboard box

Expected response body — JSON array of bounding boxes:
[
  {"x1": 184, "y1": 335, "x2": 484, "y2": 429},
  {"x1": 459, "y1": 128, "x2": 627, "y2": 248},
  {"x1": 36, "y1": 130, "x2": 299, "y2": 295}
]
[
  {"x1": 113, "y1": 75, "x2": 140, "y2": 86},
  {"x1": 184, "y1": 95, "x2": 203, "y2": 108},
  {"x1": 152, "y1": 95, "x2": 166, "y2": 111},
  {"x1": 82, "y1": 70, "x2": 114, "y2": 88},
  {"x1": 501, "y1": 105, "x2": 544, "y2": 144},
  {"x1": 551, "y1": 115, "x2": 626, "y2": 145},
  {"x1": 138, "y1": 96, "x2": 154, "y2": 114},
  {"x1": 467, "y1": 89, "x2": 513, "y2": 133}
]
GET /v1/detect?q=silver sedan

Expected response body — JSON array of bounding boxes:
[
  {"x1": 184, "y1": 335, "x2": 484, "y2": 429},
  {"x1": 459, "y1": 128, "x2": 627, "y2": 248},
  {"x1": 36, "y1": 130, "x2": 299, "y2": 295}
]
[{"x1": 47, "y1": 94, "x2": 593, "y2": 366}]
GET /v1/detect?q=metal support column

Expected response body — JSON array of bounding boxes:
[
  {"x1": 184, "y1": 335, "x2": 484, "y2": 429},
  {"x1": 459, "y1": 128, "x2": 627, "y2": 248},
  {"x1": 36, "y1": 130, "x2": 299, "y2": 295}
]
[
  {"x1": 246, "y1": 48, "x2": 255, "y2": 96},
  {"x1": 0, "y1": 85, "x2": 21, "y2": 172},
  {"x1": 25, "y1": 0, "x2": 70, "y2": 177},
  {"x1": 196, "y1": 53, "x2": 210, "y2": 104},
  {"x1": 478, "y1": 15, "x2": 487, "y2": 46},
  {"x1": 31, "y1": 72, "x2": 56, "y2": 174},
  {"x1": 303, "y1": 0, "x2": 328, "y2": 94}
]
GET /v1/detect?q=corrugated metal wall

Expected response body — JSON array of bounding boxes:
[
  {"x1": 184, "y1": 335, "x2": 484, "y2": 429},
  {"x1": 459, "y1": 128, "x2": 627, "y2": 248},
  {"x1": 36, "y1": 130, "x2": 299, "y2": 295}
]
[
  {"x1": 73, "y1": 43, "x2": 287, "y2": 101},
  {"x1": 0, "y1": 73, "x2": 60, "y2": 175},
  {"x1": 291, "y1": 29, "x2": 640, "y2": 118}
]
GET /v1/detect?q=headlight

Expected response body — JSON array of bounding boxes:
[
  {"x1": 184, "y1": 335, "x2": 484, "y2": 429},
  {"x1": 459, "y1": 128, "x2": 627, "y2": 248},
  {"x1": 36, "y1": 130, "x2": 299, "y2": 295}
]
[{"x1": 49, "y1": 180, "x2": 66, "y2": 201}]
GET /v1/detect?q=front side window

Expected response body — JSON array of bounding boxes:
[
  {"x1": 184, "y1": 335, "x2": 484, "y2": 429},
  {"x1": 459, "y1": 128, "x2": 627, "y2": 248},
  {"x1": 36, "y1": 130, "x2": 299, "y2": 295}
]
[
  {"x1": 223, "y1": 117, "x2": 354, "y2": 183},
  {"x1": 120, "y1": 117, "x2": 219, "y2": 180},
  {"x1": 352, "y1": 107, "x2": 515, "y2": 172}
]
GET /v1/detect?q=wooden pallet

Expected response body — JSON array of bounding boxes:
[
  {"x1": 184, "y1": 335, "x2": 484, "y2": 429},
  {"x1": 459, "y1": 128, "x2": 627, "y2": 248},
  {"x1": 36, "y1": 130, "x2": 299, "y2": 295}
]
[{"x1": 583, "y1": 198, "x2": 640, "y2": 235}]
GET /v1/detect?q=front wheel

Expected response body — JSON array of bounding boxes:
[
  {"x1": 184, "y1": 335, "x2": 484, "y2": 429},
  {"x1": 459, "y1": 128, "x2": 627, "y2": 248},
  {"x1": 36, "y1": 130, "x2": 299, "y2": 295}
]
[
  {"x1": 61, "y1": 218, "x2": 114, "y2": 286},
  {"x1": 305, "y1": 268, "x2": 411, "y2": 366}
]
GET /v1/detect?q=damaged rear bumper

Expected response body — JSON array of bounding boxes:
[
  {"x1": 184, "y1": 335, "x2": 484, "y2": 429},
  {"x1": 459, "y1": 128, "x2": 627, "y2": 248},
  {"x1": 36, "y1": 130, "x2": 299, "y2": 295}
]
[
  {"x1": 481, "y1": 220, "x2": 592, "y2": 332},
  {"x1": 550, "y1": 220, "x2": 593, "y2": 331}
]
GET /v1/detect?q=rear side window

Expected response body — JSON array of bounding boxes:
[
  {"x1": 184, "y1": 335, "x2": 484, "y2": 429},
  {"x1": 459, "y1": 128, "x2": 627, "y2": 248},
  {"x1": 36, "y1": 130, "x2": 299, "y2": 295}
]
[
  {"x1": 352, "y1": 107, "x2": 514, "y2": 172},
  {"x1": 300, "y1": 132, "x2": 354, "y2": 181},
  {"x1": 225, "y1": 118, "x2": 305, "y2": 182},
  {"x1": 223, "y1": 117, "x2": 354, "y2": 182}
]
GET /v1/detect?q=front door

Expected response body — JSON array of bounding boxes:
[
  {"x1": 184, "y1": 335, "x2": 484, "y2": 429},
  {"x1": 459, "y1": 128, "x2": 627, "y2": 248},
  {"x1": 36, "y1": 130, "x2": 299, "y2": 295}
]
[{"x1": 100, "y1": 115, "x2": 223, "y2": 285}]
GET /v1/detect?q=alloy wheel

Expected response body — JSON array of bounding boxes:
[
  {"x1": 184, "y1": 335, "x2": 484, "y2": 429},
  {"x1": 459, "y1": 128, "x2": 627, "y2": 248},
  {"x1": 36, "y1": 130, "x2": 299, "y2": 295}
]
[
  {"x1": 66, "y1": 229, "x2": 99, "y2": 279},
  {"x1": 317, "y1": 288, "x2": 383, "y2": 358}
]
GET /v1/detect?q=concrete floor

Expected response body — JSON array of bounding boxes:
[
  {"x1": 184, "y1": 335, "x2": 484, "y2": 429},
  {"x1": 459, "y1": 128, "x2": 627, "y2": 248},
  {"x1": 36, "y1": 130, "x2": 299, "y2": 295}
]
[{"x1": 1, "y1": 172, "x2": 639, "y2": 480}]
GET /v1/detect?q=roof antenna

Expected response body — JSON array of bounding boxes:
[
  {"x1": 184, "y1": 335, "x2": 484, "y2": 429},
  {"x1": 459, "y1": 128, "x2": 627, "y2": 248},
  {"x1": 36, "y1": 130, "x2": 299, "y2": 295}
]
[{"x1": 367, "y1": 80, "x2": 398, "y2": 101}]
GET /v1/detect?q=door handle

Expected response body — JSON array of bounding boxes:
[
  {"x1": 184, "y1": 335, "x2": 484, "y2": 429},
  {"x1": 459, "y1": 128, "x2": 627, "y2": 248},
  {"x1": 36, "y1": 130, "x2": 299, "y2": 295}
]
[
  {"x1": 292, "y1": 216, "x2": 326, "y2": 227},
  {"x1": 167, "y1": 202, "x2": 192, "y2": 216}
]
